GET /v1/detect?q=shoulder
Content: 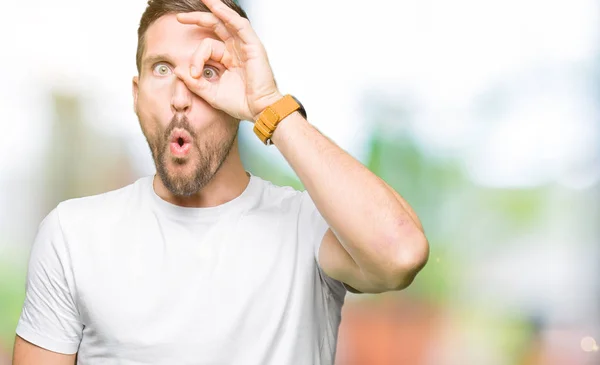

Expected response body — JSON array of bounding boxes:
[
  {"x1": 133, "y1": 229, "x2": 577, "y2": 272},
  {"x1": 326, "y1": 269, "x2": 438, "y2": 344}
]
[
  {"x1": 53, "y1": 176, "x2": 152, "y2": 232},
  {"x1": 250, "y1": 175, "x2": 324, "y2": 234},
  {"x1": 251, "y1": 175, "x2": 307, "y2": 213}
]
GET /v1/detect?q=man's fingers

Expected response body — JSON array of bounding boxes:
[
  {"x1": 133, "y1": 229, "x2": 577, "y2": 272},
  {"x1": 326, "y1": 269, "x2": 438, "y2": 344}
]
[
  {"x1": 173, "y1": 38, "x2": 228, "y2": 105},
  {"x1": 190, "y1": 38, "x2": 227, "y2": 78},
  {"x1": 177, "y1": 12, "x2": 233, "y2": 42},
  {"x1": 197, "y1": 0, "x2": 260, "y2": 45}
]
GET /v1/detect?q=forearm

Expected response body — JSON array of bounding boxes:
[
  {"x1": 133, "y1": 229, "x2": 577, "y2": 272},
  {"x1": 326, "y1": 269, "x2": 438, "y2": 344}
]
[{"x1": 271, "y1": 112, "x2": 427, "y2": 280}]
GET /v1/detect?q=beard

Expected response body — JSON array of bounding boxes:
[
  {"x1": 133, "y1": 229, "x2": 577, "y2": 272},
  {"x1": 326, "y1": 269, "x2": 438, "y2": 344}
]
[{"x1": 144, "y1": 114, "x2": 238, "y2": 197}]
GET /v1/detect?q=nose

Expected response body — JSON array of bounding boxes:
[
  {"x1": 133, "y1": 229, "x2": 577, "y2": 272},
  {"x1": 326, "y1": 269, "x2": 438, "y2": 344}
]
[{"x1": 170, "y1": 75, "x2": 192, "y2": 114}]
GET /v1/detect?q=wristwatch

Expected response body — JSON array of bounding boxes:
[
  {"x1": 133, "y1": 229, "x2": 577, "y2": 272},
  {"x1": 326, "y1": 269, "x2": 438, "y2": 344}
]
[{"x1": 253, "y1": 95, "x2": 307, "y2": 145}]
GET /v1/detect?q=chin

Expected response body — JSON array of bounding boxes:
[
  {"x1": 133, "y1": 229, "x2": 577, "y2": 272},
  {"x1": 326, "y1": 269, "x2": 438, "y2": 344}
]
[
  {"x1": 162, "y1": 174, "x2": 203, "y2": 197},
  {"x1": 156, "y1": 162, "x2": 198, "y2": 196}
]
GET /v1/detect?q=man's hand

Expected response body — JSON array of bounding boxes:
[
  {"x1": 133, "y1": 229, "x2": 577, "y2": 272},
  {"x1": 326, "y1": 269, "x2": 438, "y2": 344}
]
[{"x1": 175, "y1": 0, "x2": 283, "y2": 121}]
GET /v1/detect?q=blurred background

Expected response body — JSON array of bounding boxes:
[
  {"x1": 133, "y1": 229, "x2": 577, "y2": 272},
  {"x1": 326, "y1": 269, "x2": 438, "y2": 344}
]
[{"x1": 1, "y1": 0, "x2": 599, "y2": 363}]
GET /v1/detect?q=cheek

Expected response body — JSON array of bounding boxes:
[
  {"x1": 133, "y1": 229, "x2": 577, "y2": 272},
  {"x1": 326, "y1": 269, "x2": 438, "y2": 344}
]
[
  {"x1": 137, "y1": 81, "x2": 172, "y2": 127},
  {"x1": 138, "y1": 81, "x2": 169, "y2": 109}
]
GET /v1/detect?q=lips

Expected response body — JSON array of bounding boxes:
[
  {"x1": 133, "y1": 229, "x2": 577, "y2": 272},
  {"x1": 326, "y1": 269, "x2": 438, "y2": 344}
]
[{"x1": 168, "y1": 128, "x2": 193, "y2": 156}]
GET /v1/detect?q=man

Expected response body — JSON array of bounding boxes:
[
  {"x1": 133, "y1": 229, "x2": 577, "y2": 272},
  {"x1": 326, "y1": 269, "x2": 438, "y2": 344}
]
[{"x1": 12, "y1": 0, "x2": 429, "y2": 364}]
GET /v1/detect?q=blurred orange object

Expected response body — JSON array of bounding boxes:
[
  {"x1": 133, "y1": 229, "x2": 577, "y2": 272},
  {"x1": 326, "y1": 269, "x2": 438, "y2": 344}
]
[{"x1": 335, "y1": 295, "x2": 441, "y2": 365}]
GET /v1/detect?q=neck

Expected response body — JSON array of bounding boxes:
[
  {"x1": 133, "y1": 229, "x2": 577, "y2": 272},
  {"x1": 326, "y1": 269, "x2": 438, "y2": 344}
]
[{"x1": 152, "y1": 141, "x2": 250, "y2": 208}]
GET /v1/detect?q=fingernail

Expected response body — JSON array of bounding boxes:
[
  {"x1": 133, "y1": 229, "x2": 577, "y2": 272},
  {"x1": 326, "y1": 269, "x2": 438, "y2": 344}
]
[{"x1": 190, "y1": 66, "x2": 198, "y2": 78}]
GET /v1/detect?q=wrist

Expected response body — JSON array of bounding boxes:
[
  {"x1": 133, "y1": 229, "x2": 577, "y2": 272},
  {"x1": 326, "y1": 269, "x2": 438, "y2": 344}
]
[
  {"x1": 252, "y1": 94, "x2": 307, "y2": 145},
  {"x1": 251, "y1": 92, "x2": 284, "y2": 121},
  {"x1": 270, "y1": 111, "x2": 306, "y2": 146}
]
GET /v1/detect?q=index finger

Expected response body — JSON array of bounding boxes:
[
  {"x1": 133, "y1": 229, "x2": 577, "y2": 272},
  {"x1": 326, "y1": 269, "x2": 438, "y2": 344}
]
[
  {"x1": 197, "y1": 0, "x2": 260, "y2": 44},
  {"x1": 177, "y1": 12, "x2": 234, "y2": 43}
]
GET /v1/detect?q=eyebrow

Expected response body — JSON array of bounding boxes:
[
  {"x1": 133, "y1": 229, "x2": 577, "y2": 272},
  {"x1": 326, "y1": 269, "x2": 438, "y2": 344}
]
[{"x1": 142, "y1": 53, "x2": 176, "y2": 69}]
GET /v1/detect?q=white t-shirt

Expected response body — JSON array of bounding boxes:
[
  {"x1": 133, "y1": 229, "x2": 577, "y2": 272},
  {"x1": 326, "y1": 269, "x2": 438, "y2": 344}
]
[{"x1": 16, "y1": 172, "x2": 347, "y2": 364}]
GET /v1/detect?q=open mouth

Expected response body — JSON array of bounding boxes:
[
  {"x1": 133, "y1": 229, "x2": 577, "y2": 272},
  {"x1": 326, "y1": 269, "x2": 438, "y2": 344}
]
[{"x1": 169, "y1": 129, "x2": 192, "y2": 156}]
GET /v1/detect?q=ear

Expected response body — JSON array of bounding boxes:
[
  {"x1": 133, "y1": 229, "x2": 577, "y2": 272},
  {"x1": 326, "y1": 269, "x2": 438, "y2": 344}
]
[{"x1": 132, "y1": 75, "x2": 139, "y2": 114}]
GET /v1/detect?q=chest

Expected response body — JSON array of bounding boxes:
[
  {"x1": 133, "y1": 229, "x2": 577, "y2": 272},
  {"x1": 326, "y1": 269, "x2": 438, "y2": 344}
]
[{"x1": 71, "y1": 211, "x2": 319, "y2": 355}]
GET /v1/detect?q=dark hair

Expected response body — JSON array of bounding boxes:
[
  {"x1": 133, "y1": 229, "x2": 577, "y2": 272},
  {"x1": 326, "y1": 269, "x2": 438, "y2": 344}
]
[{"x1": 136, "y1": 0, "x2": 248, "y2": 73}]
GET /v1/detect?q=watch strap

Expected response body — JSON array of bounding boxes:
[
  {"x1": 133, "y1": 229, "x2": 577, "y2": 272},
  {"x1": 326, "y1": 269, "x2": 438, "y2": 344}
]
[{"x1": 253, "y1": 95, "x2": 302, "y2": 145}]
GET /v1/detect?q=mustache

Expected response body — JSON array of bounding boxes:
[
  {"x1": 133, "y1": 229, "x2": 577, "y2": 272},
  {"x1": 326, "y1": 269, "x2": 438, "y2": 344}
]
[{"x1": 163, "y1": 115, "x2": 198, "y2": 141}]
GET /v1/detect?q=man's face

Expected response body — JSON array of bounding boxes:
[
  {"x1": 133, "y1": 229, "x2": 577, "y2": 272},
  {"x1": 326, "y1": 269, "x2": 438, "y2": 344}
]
[{"x1": 133, "y1": 14, "x2": 238, "y2": 196}]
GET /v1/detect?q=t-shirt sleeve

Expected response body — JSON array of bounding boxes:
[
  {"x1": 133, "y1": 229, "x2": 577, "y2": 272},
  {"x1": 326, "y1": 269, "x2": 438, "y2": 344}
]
[
  {"x1": 16, "y1": 207, "x2": 83, "y2": 355},
  {"x1": 298, "y1": 190, "x2": 346, "y2": 301}
]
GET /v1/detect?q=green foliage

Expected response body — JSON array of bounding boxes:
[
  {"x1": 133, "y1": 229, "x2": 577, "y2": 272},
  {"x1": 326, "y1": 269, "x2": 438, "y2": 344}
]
[
  {"x1": 475, "y1": 188, "x2": 547, "y2": 229},
  {"x1": 0, "y1": 259, "x2": 26, "y2": 353},
  {"x1": 457, "y1": 308, "x2": 537, "y2": 364}
]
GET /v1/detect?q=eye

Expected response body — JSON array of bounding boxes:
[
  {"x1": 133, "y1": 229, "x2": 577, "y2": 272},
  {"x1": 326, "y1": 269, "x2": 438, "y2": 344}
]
[
  {"x1": 153, "y1": 63, "x2": 172, "y2": 76},
  {"x1": 202, "y1": 66, "x2": 219, "y2": 80}
]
